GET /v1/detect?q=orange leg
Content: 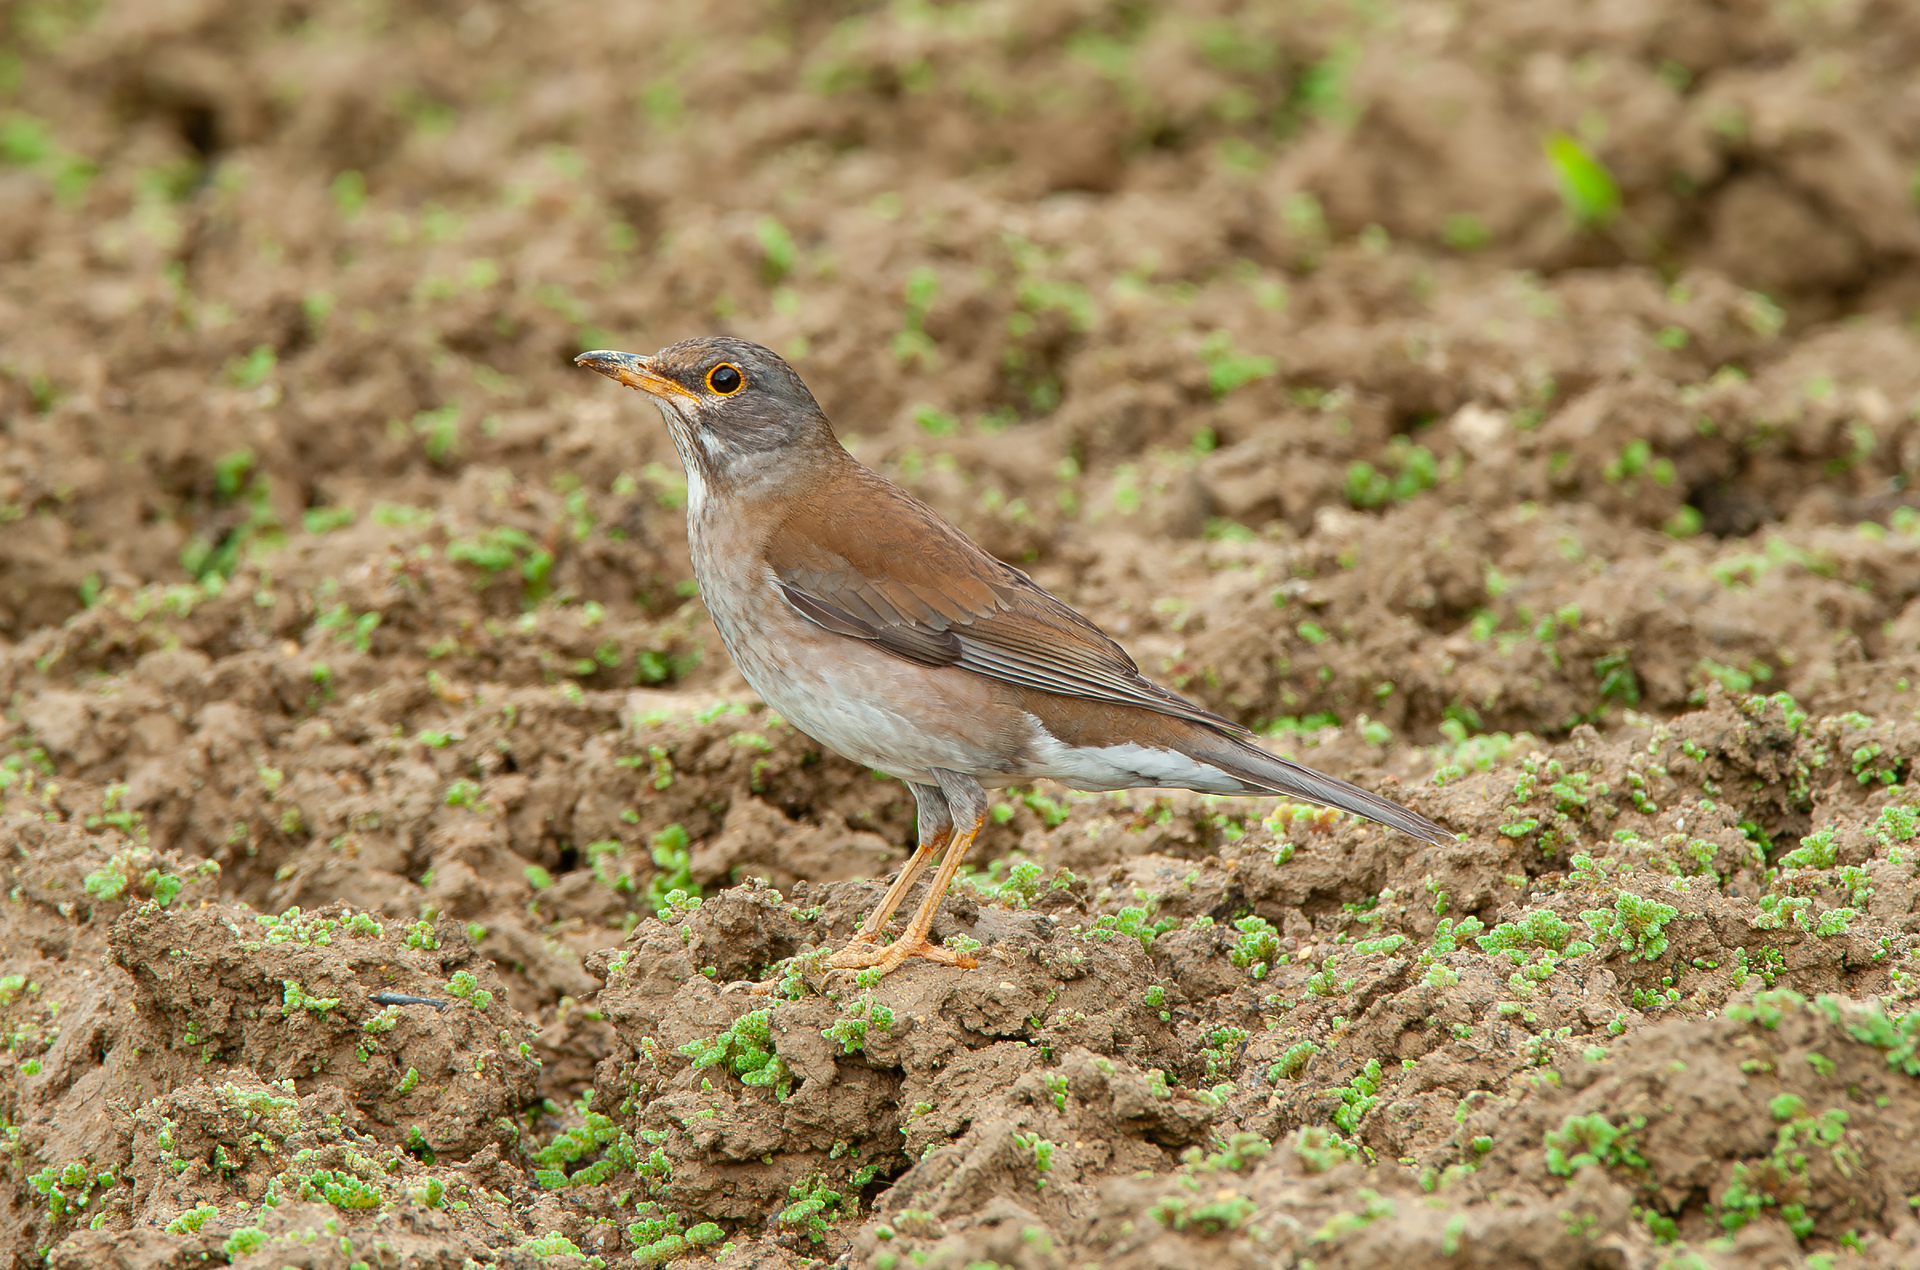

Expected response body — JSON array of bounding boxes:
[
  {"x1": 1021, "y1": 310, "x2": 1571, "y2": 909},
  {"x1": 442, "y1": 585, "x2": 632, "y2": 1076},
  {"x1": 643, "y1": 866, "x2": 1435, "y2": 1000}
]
[
  {"x1": 845, "y1": 819, "x2": 951, "y2": 946},
  {"x1": 829, "y1": 805, "x2": 984, "y2": 975},
  {"x1": 726, "y1": 780, "x2": 962, "y2": 994}
]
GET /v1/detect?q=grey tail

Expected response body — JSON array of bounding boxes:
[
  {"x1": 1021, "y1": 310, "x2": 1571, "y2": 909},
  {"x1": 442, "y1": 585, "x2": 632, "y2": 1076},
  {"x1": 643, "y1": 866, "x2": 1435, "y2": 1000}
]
[{"x1": 1196, "y1": 733, "x2": 1453, "y2": 845}]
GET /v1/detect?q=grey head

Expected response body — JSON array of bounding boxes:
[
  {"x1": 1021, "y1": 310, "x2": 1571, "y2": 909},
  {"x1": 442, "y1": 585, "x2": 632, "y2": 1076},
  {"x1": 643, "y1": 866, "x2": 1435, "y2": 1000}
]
[{"x1": 574, "y1": 337, "x2": 840, "y2": 493}]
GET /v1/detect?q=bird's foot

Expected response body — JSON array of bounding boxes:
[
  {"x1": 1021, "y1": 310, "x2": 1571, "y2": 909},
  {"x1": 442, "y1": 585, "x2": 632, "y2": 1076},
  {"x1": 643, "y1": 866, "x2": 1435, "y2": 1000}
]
[
  {"x1": 719, "y1": 977, "x2": 780, "y2": 996},
  {"x1": 827, "y1": 934, "x2": 976, "y2": 977}
]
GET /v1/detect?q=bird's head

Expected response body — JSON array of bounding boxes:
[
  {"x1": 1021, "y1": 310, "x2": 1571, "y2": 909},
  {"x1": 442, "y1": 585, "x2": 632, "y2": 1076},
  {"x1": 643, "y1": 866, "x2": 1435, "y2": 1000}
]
[{"x1": 575, "y1": 337, "x2": 838, "y2": 491}]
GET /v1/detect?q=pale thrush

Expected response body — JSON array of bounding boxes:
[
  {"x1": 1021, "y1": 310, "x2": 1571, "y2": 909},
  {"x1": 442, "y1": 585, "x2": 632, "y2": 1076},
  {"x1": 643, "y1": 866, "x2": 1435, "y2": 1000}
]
[{"x1": 577, "y1": 337, "x2": 1450, "y2": 977}]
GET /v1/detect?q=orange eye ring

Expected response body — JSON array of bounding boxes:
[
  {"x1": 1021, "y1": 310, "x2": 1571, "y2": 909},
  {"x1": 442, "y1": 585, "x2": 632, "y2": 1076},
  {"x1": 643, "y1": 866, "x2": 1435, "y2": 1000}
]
[{"x1": 705, "y1": 363, "x2": 745, "y2": 395}]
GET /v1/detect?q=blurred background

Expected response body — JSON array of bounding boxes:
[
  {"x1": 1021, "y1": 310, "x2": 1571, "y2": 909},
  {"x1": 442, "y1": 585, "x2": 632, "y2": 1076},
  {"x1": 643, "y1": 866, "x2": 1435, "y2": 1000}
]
[
  {"x1": 5, "y1": 0, "x2": 1920, "y2": 741},
  {"x1": 6, "y1": 0, "x2": 1920, "y2": 721}
]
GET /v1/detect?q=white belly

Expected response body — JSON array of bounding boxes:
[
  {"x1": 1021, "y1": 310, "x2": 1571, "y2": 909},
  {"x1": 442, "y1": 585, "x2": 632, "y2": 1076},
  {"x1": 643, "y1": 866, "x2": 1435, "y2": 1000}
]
[{"x1": 690, "y1": 538, "x2": 1006, "y2": 785}]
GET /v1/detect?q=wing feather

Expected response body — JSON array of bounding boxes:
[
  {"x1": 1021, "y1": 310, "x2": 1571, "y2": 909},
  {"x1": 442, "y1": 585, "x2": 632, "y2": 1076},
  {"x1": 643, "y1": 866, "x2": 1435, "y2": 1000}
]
[{"x1": 767, "y1": 469, "x2": 1247, "y2": 735}]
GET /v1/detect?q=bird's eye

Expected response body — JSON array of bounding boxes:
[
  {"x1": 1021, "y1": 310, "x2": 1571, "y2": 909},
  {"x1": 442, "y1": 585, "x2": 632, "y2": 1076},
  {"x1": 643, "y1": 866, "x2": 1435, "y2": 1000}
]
[{"x1": 705, "y1": 363, "x2": 744, "y2": 395}]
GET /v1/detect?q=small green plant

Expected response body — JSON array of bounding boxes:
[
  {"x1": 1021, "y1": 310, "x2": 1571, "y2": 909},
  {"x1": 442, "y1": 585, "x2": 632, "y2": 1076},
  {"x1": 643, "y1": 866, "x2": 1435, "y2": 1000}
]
[
  {"x1": 1422, "y1": 916, "x2": 1484, "y2": 963},
  {"x1": 1011, "y1": 1131, "x2": 1056, "y2": 1184},
  {"x1": 532, "y1": 1104, "x2": 637, "y2": 1189},
  {"x1": 1778, "y1": 827, "x2": 1837, "y2": 870},
  {"x1": 1329, "y1": 1059, "x2": 1383, "y2": 1136},
  {"x1": 628, "y1": 1209, "x2": 725, "y2": 1266},
  {"x1": 585, "y1": 839, "x2": 633, "y2": 894},
  {"x1": 520, "y1": 1232, "x2": 585, "y2": 1259},
  {"x1": 1544, "y1": 133, "x2": 1619, "y2": 226},
  {"x1": 1581, "y1": 891, "x2": 1680, "y2": 961},
  {"x1": 164, "y1": 1203, "x2": 218, "y2": 1233},
  {"x1": 1090, "y1": 904, "x2": 1176, "y2": 950},
  {"x1": 998, "y1": 859, "x2": 1046, "y2": 907},
  {"x1": 679, "y1": 1009, "x2": 793, "y2": 1099},
  {"x1": 447, "y1": 526, "x2": 552, "y2": 601},
  {"x1": 779, "y1": 1174, "x2": 849, "y2": 1242},
  {"x1": 890, "y1": 266, "x2": 940, "y2": 368},
  {"x1": 298, "y1": 1167, "x2": 385, "y2": 1209},
  {"x1": 1197, "y1": 330, "x2": 1276, "y2": 397},
  {"x1": 28, "y1": 1159, "x2": 115, "y2": 1219},
  {"x1": 822, "y1": 996, "x2": 894, "y2": 1054},
  {"x1": 1543, "y1": 1112, "x2": 1647, "y2": 1176},
  {"x1": 1476, "y1": 910, "x2": 1574, "y2": 956},
  {"x1": 645, "y1": 824, "x2": 698, "y2": 915},
  {"x1": 1345, "y1": 437, "x2": 1438, "y2": 509},
  {"x1": 1291, "y1": 1124, "x2": 1354, "y2": 1174},
  {"x1": 1185, "y1": 1131, "x2": 1272, "y2": 1175},
  {"x1": 443, "y1": 778, "x2": 483, "y2": 809},
  {"x1": 1202, "y1": 1025, "x2": 1250, "y2": 1080},
  {"x1": 444, "y1": 970, "x2": 494, "y2": 1011},
  {"x1": 1149, "y1": 1188, "x2": 1256, "y2": 1233},
  {"x1": 1872, "y1": 805, "x2": 1919, "y2": 850},
  {"x1": 1267, "y1": 1040, "x2": 1319, "y2": 1082},
  {"x1": 283, "y1": 980, "x2": 340, "y2": 1015},
  {"x1": 753, "y1": 215, "x2": 797, "y2": 283},
  {"x1": 1228, "y1": 915, "x2": 1282, "y2": 978},
  {"x1": 224, "y1": 1228, "x2": 267, "y2": 1257}
]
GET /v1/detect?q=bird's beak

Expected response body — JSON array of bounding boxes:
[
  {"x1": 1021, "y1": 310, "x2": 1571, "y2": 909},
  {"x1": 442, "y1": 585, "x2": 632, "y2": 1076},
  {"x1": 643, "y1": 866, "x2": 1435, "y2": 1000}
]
[{"x1": 574, "y1": 349, "x2": 699, "y2": 402}]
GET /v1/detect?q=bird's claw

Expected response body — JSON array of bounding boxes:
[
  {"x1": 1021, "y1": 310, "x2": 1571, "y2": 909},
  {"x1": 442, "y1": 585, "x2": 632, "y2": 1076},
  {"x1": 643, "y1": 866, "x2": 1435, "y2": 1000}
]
[
  {"x1": 826, "y1": 935, "x2": 976, "y2": 981},
  {"x1": 719, "y1": 977, "x2": 780, "y2": 996}
]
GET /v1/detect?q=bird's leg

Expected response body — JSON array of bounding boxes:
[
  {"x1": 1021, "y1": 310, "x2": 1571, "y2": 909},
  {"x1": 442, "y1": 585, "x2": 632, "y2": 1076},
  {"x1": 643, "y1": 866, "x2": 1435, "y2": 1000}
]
[
  {"x1": 830, "y1": 771, "x2": 985, "y2": 975},
  {"x1": 846, "y1": 782, "x2": 952, "y2": 946},
  {"x1": 728, "y1": 783, "x2": 957, "y2": 994}
]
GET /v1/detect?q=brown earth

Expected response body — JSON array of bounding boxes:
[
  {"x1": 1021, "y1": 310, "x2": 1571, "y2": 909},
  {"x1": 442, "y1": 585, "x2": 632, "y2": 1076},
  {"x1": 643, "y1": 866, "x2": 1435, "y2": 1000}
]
[{"x1": 6, "y1": 0, "x2": 1920, "y2": 1267}]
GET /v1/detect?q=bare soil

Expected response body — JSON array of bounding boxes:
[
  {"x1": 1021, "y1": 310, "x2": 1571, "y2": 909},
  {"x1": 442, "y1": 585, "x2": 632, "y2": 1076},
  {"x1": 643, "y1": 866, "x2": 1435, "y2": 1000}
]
[{"x1": 6, "y1": 1, "x2": 1920, "y2": 1267}]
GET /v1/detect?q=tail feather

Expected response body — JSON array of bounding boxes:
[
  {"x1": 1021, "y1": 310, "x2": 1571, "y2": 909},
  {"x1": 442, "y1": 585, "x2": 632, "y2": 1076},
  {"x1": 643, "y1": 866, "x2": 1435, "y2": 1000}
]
[{"x1": 1198, "y1": 733, "x2": 1453, "y2": 845}]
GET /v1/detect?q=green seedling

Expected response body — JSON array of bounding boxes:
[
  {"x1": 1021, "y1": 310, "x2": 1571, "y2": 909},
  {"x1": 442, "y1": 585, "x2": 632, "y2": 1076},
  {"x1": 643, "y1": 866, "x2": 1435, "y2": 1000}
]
[
  {"x1": 1267, "y1": 1040, "x2": 1319, "y2": 1082},
  {"x1": 1291, "y1": 1125, "x2": 1354, "y2": 1174},
  {"x1": 298, "y1": 1167, "x2": 384, "y2": 1209},
  {"x1": 1581, "y1": 891, "x2": 1679, "y2": 961},
  {"x1": 1476, "y1": 910, "x2": 1574, "y2": 955},
  {"x1": 1011, "y1": 1131, "x2": 1056, "y2": 1183},
  {"x1": 645, "y1": 824, "x2": 698, "y2": 915},
  {"x1": 628, "y1": 1208, "x2": 724, "y2": 1266},
  {"x1": 779, "y1": 1174, "x2": 849, "y2": 1242},
  {"x1": 165, "y1": 1204, "x2": 218, "y2": 1233},
  {"x1": 223, "y1": 1228, "x2": 266, "y2": 1257},
  {"x1": 1090, "y1": 905, "x2": 1175, "y2": 950},
  {"x1": 1312, "y1": 1190, "x2": 1395, "y2": 1243},
  {"x1": 1198, "y1": 330, "x2": 1275, "y2": 397},
  {"x1": 1329, "y1": 1059, "x2": 1383, "y2": 1136},
  {"x1": 680, "y1": 1009, "x2": 793, "y2": 1099},
  {"x1": 533, "y1": 1106, "x2": 636, "y2": 1189},
  {"x1": 283, "y1": 980, "x2": 340, "y2": 1015},
  {"x1": 1544, "y1": 1112, "x2": 1647, "y2": 1176},
  {"x1": 1229, "y1": 915, "x2": 1282, "y2": 978},
  {"x1": 1203, "y1": 1025, "x2": 1250, "y2": 1081},
  {"x1": 520, "y1": 1232, "x2": 585, "y2": 1258},
  {"x1": 822, "y1": 996, "x2": 894, "y2": 1054},
  {"x1": 1544, "y1": 133, "x2": 1619, "y2": 226},
  {"x1": 444, "y1": 970, "x2": 493, "y2": 1011}
]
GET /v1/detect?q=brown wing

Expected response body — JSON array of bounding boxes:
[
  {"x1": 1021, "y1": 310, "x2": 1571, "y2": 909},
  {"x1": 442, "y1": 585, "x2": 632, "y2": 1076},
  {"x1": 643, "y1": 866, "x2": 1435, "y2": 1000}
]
[{"x1": 767, "y1": 465, "x2": 1248, "y2": 735}]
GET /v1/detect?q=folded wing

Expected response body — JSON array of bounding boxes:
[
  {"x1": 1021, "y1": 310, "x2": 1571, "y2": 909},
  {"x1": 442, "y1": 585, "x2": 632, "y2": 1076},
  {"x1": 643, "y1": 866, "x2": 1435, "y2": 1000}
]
[{"x1": 767, "y1": 467, "x2": 1247, "y2": 735}]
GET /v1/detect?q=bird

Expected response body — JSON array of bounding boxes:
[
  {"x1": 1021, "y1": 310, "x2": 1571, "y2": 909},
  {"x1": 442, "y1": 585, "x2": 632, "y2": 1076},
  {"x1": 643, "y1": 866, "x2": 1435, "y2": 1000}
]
[{"x1": 576, "y1": 336, "x2": 1451, "y2": 978}]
